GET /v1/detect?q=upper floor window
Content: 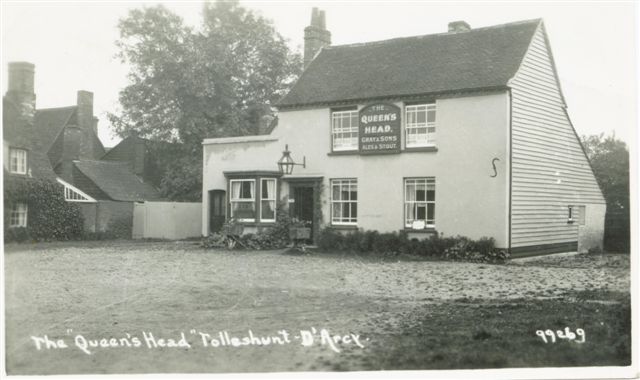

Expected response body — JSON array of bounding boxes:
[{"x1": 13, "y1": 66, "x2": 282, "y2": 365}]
[
  {"x1": 9, "y1": 148, "x2": 27, "y2": 174},
  {"x1": 331, "y1": 179, "x2": 357, "y2": 225},
  {"x1": 9, "y1": 202, "x2": 28, "y2": 228},
  {"x1": 331, "y1": 110, "x2": 359, "y2": 151},
  {"x1": 405, "y1": 103, "x2": 436, "y2": 148},
  {"x1": 404, "y1": 177, "x2": 435, "y2": 229},
  {"x1": 230, "y1": 179, "x2": 256, "y2": 222}
]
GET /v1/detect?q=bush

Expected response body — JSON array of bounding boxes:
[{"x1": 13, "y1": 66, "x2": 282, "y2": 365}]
[
  {"x1": 4, "y1": 177, "x2": 84, "y2": 242},
  {"x1": 317, "y1": 228, "x2": 509, "y2": 263},
  {"x1": 201, "y1": 203, "x2": 294, "y2": 250}
]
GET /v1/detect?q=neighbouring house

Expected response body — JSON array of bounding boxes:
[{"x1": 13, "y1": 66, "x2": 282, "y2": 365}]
[
  {"x1": 202, "y1": 10, "x2": 605, "y2": 257},
  {"x1": 3, "y1": 62, "x2": 162, "y2": 236}
]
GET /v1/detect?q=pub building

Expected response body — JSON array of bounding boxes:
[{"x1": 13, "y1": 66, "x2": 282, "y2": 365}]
[{"x1": 201, "y1": 9, "x2": 605, "y2": 256}]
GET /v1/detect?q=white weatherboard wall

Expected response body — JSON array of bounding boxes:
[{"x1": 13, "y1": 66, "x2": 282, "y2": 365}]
[
  {"x1": 203, "y1": 92, "x2": 510, "y2": 247},
  {"x1": 134, "y1": 202, "x2": 202, "y2": 240},
  {"x1": 509, "y1": 22, "x2": 605, "y2": 250}
]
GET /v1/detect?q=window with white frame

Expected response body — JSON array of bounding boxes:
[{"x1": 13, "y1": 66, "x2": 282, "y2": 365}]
[
  {"x1": 9, "y1": 202, "x2": 28, "y2": 228},
  {"x1": 9, "y1": 148, "x2": 27, "y2": 174},
  {"x1": 230, "y1": 179, "x2": 256, "y2": 221},
  {"x1": 260, "y1": 178, "x2": 277, "y2": 222},
  {"x1": 405, "y1": 103, "x2": 436, "y2": 148},
  {"x1": 404, "y1": 177, "x2": 435, "y2": 229},
  {"x1": 331, "y1": 179, "x2": 357, "y2": 225},
  {"x1": 331, "y1": 110, "x2": 359, "y2": 151}
]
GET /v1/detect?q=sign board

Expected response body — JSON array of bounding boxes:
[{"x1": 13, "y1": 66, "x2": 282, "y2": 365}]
[{"x1": 358, "y1": 103, "x2": 401, "y2": 154}]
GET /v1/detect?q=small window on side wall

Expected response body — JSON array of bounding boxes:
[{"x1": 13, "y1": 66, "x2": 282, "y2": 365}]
[
  {"x1": 9, "y1": 148, "x2": 27, "y2": 174},
  {"x1": 10, "y1": 203, "x2": 28, "y2": 227}
]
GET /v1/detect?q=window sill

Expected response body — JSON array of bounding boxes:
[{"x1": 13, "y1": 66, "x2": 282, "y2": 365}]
[
  {"x1": 234, "y1": 221, "x2": 277, "y2": 227},
  {"x1": 327, "y1": 150, "x2": 359, "y2": 156},
  {"x1": 403, "y1": 227, "x2": 437, "y2": 233},
  {"x1": 329, "y1": 224, "x2": 358, "y2": 230},
  {"x1": 403, "y1": 146, "x2": 438, "y2": 153}
]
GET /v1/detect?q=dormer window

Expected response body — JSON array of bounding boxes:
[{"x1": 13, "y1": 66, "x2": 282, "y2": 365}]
[
  {"x1": 405, "y1": 103, "x2": 436, "y2": 148},
  {"x1": 9, "y1": 148, "x2": 27, "y2": 174},
  {"x1": 331, "y1": 109, "x2": 358, "y2": 151}
]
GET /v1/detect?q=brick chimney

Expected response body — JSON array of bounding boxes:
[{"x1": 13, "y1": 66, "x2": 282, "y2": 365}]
[
  {"x1": 304, "y1": 8, "x2": 331, "y2": 69},
  {"x1": 448, "y1": 20, "x2": 471, "y2": 33},
  {"x1": 76, "y1": 90, "x2": 101, "y2": 159},
  {"x1": 6, "y1": 62, "x2": 36, "y2": 122}
]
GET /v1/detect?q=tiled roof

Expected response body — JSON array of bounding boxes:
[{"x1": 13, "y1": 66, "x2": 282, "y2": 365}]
[
  {"x1": 73, "y1": 160, "x2": 162, "y2": 202},
  {"x1": 278, "y1": 19, "x2": 540, "y2": 108},
  {"x1": 3, "y1": 97, "x2": 58, "y2": 180},
  {"x1": 34, "y1": 106, "x2": 76, "y2": 150}
]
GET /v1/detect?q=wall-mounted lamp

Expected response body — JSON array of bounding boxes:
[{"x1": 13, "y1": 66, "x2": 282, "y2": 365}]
[{"x1": 277, "y1": 144, "x2": 306, "y2": 175}]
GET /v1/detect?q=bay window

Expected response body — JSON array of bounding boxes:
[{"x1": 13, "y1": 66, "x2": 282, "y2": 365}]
[
  {"x1": 404, "y1": 177, "x2": 435, "y2": 229},
  {"x1": 229, "y1": 177, "x2": 278, "y2": 223},
  {"x1": 331, "y1": 109, "x2": 359, "y2": 151},
  {"x1": 405, "y1": 103, "x2": 436, "y2": 147},
  {"x1": 331, "y1": 179, "x2": 357, "y2": 225}
]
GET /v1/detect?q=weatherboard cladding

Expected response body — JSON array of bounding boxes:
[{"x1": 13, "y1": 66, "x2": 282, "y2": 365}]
[
  {"x1": 278, "y1": 19, "x2": 540, "y2": 108},
  {"x1": 509, "y1": 24, "x2": 605, "y2": 248}
]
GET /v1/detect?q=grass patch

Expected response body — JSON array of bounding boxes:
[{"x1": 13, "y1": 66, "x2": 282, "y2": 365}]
[{"x1": 353, "y1": 290, "x2": 631, "y2": 370}]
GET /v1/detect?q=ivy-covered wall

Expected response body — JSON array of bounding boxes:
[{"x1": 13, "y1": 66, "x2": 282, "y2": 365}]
[{"x1": 4, "y1": 176, "x2": 84, "y2": 242}]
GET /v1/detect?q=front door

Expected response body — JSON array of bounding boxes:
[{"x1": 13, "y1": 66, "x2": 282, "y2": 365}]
[
  {"x1": 209, "y1": 190, "x2": 226, "y2": 233},
  {"x1": 290, "y1": 185, "x2": 314, "y2": 243}
]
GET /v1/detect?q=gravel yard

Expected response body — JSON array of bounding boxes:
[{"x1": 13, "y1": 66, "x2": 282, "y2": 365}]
[{"x1": 4, "y1": 241, "x2": 631, "y2": 374}]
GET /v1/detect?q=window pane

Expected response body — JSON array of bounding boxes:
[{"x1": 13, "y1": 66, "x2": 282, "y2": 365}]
[
  {"x1": 261, "y1": 200, "x2": 275, "y2": 220},
  {"x1": 427, "y1": 204, "x2": 435, "y2": 222},
  {"x1": 416, "y1": 204, "x2": 426, "y2": 220},
  {"x1": 232, "y1": 202, "x2": 255, "y2": 219}
]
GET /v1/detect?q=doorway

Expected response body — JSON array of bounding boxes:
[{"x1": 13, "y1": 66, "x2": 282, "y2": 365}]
[
  {"x1": 209, "y1": 190, "x2": 226, "y2": 233},
  {"x1": 289, "y1": 181, "x2": 319, "y2": 244}
]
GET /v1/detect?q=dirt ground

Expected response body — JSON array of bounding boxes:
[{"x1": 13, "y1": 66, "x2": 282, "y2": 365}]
[{"x1": 3, "y1": 241, "x2": 631, "y2": 374}]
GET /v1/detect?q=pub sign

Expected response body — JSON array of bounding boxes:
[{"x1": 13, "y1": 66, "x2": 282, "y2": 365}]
[{"x1": 358, "y1": 103, "x2": 401, "y2": 154}]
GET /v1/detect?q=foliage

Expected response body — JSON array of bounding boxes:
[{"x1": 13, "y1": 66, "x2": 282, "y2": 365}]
[
  {"x1": 316, "y1": 228, "x2": 509, "y2": 263},
  {"x1": 109, "y1": 0, "x2": 302, "y2": 201},
  {"x1": 4, "y1": 177, "x2": 84, "y2": 242},
  {"x1": 201, "y1": 202, "x2": 294, "y2": 250},
  {"x1": 581, "y1": 132, "x2": 630, "y2": 252}
]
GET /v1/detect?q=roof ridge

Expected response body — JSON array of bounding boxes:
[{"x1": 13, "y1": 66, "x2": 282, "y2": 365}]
[
  {"x1": 327, "y1": 18, "x2": 542, "y2": 50},
  {"x1": 35, "y1": 105, "x2": 77, "y2": 112},
  {"x1": 75, "y1": 159, "x2": 128, "y2": 165}
]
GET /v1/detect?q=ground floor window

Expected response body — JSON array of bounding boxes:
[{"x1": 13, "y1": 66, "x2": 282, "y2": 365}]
[
  {"x1": 260, "y1": 178, "x2": 276, "y2": 222},
  {"x1": 9, "y1": 202, "x2": 28, "y2": 228},
  {"x1": 404, "y1": 177, "x2": 435, "y2": 229},
  {"x1": 230, "y1": 179, "x2": 256, "y2": 222},
  {"x1": 229, "y1": 177, "x2": 278, "y2": 223},
  {"x1": 331, "y1": 179, "x2": 357, "y2": 225}
]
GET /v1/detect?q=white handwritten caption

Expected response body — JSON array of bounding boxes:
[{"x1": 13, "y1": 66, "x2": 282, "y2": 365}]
[
  {"x1": 535, "y1": 327, "x2": 585, "y2": 344},
  {"x1": 30, "y1": 328, "x2": 367, "y2": 355}
]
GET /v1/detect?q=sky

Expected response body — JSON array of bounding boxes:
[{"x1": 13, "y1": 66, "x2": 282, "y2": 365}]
[{"x1": 1, "y1": 1, "x2": 638, "y2": 147}]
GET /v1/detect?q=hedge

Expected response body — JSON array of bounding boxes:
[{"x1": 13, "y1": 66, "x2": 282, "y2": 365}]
[
  {"x1": 316, "y1": 228, "x2": 509, "y2": 263},
  {"x1": 4, "y1": 176, "x2": 84, "y2": 242}
]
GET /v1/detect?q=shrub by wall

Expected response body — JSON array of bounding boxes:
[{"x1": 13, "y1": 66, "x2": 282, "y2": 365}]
[
  {"x1": 4, "y1": 177, "x2": 84, "y2": 242},
  {"x1": 316, "y1": 228, "x2": 509, "y2": 263}
]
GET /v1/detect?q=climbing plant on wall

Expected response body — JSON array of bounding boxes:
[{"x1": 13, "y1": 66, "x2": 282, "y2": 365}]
[{"x1": 4, "y1": 177, "x2": 84, "y2": 242}]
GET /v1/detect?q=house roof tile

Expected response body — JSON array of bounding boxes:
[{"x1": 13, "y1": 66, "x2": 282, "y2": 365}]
[
  {"x1": 73, "y1": 160, "x2": 162, "y2": 202},
  {"x1": 278, "y1": 19, "x2": 540, "y2": 108}
]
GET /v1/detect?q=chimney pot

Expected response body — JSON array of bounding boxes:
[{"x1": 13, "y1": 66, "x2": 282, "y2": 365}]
[
  {"x1": 448, "y1": 20, "x2": 471, "y2": 33},
  {"x1": 8, "y1": 62, "x2": 35, "y2": 95},
  {"x1": 304, "y1": 8, "x2": 331, "y2": 69}
]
